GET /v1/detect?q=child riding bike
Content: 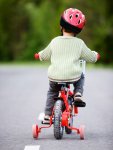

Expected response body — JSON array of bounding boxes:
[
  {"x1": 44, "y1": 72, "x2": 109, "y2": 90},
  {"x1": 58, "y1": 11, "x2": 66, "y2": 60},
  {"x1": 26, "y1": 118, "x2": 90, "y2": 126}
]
[{"x1": 35, "y1": 8, "x2": 100, "y2": 122}]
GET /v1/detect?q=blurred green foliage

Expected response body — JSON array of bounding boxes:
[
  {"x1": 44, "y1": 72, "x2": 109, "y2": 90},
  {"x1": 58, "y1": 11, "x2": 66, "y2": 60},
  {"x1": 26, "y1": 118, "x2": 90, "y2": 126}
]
[{"x1": 0, "y1": 0, "x2": 113, "y2": 64}]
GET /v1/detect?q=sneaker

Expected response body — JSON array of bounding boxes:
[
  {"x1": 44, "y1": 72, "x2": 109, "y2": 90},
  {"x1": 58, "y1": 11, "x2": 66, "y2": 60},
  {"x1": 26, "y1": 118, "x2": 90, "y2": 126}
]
[
  {"x1": 42, "y1": 115, "x2": 50, "y2": 124},
  {"x1": 74, "y1": 93, "x2": 86, "y2": 107},
  {"x1": 44, "y1": 115, "x2": 50, "y2": 120}
]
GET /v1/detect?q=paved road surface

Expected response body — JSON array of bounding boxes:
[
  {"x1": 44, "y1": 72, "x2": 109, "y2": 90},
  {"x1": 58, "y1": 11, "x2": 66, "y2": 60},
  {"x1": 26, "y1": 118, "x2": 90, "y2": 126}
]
[{"x1": 0, "y1": 65, "x2": 113, "y2": 150}]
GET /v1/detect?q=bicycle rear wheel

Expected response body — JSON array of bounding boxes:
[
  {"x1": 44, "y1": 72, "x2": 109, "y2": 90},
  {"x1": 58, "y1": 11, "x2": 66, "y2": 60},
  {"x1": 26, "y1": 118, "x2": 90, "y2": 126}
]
[{"x1": 54, "y1": 99, "x2": 64, "y2": 139}]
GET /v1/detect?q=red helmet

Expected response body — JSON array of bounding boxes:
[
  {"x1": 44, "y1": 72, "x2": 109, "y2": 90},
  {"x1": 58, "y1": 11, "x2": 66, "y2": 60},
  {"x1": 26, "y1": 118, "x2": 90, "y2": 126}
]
[{"x1": 60, "y1": 8, "x2": 86, "y2": 34}]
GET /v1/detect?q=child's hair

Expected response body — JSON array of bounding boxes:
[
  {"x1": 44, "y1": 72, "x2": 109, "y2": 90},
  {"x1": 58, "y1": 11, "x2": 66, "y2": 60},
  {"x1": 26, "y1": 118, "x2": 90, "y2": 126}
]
[{"x1": 61, "y1": 27, "x2": 77, "y2": 37}]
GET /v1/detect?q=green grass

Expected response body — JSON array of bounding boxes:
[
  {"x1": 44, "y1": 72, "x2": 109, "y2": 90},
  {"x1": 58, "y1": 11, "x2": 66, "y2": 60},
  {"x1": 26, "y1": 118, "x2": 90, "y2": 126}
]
[
  {"x1": 0, "y1": 61, "x2": 113, "y2": 69},
  {"x1": 87, "y1": 63, "x2": 113, "y2": 69},
  {"x1": 0, "y1": 60, "x2": 50, "y2": 67}
]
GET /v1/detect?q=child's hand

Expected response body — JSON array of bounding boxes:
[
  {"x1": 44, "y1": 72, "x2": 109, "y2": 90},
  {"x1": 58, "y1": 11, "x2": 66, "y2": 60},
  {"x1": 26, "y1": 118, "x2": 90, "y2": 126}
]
[
  {"x1": 34, "y1": 53, "x2": 39, "y2": 59},
  {"x1": 97, "y1": 53, "x2": 100, "y2": 60}
]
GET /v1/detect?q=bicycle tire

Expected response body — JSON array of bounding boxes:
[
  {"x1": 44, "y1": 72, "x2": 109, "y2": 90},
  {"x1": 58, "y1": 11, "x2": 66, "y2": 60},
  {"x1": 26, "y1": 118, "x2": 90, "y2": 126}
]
[{"x1": 54, "y1": 99, "x2": 64, "y2": 139}]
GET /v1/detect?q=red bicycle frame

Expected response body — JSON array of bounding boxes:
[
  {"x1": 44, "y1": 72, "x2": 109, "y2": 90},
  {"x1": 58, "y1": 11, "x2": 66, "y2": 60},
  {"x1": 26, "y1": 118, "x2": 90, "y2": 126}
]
[
  {"x1": 60, "y1": 84, "x2": 80, "y2": 134},
  {"x1": 38, "y1": 83, "x2": 80, "y2": 134}
]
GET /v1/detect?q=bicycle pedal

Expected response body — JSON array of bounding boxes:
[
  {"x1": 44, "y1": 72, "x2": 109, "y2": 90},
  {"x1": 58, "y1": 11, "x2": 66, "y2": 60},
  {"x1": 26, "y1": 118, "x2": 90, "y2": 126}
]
[
  {"x1": 41, "y1": 120, "x2": 50, "y2": 125},
  {"x1": 74, "y1": 101, "x2": 86, "y2": 107}
]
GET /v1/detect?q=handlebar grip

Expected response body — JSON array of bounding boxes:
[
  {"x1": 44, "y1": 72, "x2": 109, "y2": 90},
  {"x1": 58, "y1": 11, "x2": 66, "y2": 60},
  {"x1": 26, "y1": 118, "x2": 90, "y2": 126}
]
[
  {"x1": 34, "y1": 53, "x2": 39, "y2": 59},
  {"x1": 97, "y1": 53, "x2": 100, "y2": 60}
]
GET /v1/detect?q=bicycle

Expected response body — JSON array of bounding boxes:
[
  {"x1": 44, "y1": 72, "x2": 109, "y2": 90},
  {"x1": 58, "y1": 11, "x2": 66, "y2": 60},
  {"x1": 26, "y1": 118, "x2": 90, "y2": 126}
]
[{"x1": 32, "y1": 60, "x2": 86, "y2": 140}]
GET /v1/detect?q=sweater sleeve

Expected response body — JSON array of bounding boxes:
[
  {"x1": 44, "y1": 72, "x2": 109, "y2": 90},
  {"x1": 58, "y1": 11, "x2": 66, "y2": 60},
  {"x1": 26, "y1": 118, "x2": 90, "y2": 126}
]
[
  {"x1": 38, "y1": 43, "x2": 51, "y2": 61},
  {"x1": 80, "y1": 41, "x2": 97, "y2": 63}
]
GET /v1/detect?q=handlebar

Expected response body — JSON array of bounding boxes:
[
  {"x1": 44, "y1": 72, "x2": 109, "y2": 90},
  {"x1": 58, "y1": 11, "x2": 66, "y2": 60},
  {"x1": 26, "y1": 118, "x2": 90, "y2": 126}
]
[
  {"x1": 79, "y1": 60, "x2": 86, "y2": 75},
  {"x1": 34, "y1": 53, "x2": 39, "y2": 59},
  {"x1": 34, "y1": 52, "x2": 100, "y2": 75},
  {"x1": 79, "y1": 52, "x2": 100, "y2": 75}
]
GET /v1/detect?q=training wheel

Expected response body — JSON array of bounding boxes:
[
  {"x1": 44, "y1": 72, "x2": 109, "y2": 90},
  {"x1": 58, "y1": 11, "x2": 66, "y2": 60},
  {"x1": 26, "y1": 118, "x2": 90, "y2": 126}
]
[
  {"x1": 32, "y1": 124, "x2": 39, "y2": 139},
  {"x1": 79, "y1": 125, "x2": 85, "y2": 140}
]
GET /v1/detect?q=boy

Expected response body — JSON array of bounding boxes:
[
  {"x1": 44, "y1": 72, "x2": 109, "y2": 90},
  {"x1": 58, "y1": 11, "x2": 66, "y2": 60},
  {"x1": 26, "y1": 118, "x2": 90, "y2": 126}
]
[{"x1": 35, "y1": 8, "x2": 100, "y2": 121}]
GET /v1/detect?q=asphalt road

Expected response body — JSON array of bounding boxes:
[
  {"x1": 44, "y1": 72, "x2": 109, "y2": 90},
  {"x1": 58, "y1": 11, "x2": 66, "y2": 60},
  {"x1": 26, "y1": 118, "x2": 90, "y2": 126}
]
[{"x1": 0, "y1": 65, "x2": 113, "y2": 150}]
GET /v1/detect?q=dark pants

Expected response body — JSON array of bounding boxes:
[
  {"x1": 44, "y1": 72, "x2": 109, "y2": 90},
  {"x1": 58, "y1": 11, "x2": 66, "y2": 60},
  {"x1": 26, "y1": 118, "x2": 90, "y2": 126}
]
[{"x1": 45, "y1": 73, "x2": 85, "y2": 115}]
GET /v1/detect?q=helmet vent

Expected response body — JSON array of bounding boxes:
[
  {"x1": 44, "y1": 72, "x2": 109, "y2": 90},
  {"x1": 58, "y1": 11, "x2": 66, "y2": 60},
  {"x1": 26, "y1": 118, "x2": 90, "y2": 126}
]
[
  {"x1": 78, "y1": 20, "x2": 80, "y2": 24},
  {"x1": 75, "y1": 14, "x2": 79, "y2": 18},
  {"x1": 70, "y1": 15, "x2": 72, "y2": 19}
]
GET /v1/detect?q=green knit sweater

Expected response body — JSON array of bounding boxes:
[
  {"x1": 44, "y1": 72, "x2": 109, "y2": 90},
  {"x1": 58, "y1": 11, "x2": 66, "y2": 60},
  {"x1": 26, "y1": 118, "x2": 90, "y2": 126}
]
[{"x1": 39, "y1": 36, "x2": 97, "y2": 82}]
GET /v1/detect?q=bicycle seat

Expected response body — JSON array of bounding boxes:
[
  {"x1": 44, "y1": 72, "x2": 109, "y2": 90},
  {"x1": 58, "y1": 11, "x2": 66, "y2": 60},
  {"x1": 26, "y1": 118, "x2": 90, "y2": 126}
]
[{"x1": 58, "y1": 82, "x2": 70, "y2": 88}]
